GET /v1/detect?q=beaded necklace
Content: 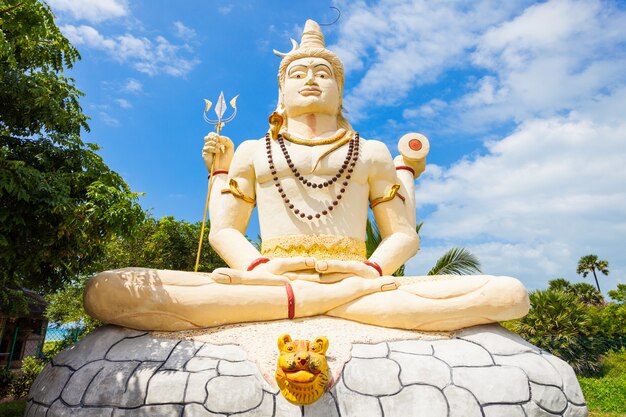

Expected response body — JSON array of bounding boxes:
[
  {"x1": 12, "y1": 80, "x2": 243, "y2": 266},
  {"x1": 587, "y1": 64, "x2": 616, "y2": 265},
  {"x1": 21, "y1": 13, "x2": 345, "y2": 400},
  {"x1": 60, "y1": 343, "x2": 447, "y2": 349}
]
[{"x1": 265, "y1": 132, "x2": 360, "y2": 220}]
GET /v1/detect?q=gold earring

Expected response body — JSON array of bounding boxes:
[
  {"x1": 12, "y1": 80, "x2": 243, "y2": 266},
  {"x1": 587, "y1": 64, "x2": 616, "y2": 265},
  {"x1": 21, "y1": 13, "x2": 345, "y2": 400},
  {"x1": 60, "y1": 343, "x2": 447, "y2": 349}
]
[{"x1": 268, "y1": 111, "x2": 284, "y2": 140}]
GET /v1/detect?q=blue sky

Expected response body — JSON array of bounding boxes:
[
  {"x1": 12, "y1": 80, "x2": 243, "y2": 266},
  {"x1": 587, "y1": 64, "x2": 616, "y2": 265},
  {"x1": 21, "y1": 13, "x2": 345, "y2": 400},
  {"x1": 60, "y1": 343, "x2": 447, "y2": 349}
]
[{"x1": 48, "y1": 0, "x2": 626, "y2": 294}]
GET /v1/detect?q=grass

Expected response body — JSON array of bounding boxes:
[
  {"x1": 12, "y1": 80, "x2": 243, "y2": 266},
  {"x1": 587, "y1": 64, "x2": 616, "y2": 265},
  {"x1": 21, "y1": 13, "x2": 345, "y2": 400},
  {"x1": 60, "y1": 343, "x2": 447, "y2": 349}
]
[
  {"x1": 579, "y1": 374, "x2": 626, "y2": 415},
  {"x1": 579, "y1": 349, "x2": 626, "y2": 416},
  {"x1": 589, "y1": 412, "x2": 626, "y2": 417},
  {"x1": 0, "y1": 399, "x2": 27, "y2": 417}
]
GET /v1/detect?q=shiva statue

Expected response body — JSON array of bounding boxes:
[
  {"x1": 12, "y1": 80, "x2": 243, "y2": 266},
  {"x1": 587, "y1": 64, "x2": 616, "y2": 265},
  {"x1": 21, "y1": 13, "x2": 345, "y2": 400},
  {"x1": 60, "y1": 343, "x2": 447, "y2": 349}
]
[{"x1": 84, "y1": 20, "x2": 529, "y2": 332}]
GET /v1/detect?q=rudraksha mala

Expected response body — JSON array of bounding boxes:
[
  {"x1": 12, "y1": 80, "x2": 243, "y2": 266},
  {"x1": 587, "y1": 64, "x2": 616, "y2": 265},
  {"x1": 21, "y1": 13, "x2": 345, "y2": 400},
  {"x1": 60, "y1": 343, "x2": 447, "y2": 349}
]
[{"x1": 265, "y1": 132, "x2": 360, "y2": 220}]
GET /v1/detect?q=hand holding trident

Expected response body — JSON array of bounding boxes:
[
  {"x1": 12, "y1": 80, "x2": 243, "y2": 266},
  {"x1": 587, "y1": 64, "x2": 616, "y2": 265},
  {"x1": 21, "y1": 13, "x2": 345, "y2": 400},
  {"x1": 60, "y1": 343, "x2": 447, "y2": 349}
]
[{"x1": 195, "y1": 91, "x2": 239, "y2": 272}]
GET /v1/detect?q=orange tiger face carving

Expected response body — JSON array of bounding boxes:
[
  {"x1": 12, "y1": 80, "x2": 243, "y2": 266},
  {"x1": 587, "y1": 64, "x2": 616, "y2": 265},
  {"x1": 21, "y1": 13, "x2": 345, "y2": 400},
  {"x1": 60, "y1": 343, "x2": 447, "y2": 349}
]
[{"x1": 275, "y1": 334, "x2": 329, "y2": 405}]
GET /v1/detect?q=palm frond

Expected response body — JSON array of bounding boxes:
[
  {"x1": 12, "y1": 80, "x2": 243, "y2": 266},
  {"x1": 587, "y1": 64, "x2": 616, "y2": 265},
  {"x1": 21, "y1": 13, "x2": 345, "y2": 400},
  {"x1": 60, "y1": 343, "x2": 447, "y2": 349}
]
[
  {"x1": 250, "y1": 234, "x2": 262, "y2": 251},
  {"x1": 365, "y1": 218, "x2": 381, "y2": 258},
  {"x1": 427, "y1": 247, "x2": 482, "y2": 276}
]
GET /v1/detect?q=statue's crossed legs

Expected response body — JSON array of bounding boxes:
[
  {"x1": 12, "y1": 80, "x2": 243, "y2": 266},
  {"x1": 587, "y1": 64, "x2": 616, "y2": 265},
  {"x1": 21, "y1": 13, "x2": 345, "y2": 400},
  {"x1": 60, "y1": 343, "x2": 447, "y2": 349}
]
[{"x1": 84, "y1": 266, "x2": 529, "y2": 332}]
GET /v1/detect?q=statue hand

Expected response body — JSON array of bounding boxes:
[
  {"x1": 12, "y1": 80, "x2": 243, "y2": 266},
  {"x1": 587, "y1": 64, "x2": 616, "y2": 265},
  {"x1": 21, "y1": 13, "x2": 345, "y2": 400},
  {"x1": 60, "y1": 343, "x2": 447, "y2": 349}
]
[
  {"x1": 202, "y1": 132, "x2": 234, "y2": 172},
  {"x1": 212, "y1": 268, "x2": 288, "y2": 286},
  {"x1": 256, "y1": 257, "x2": 317, "y2": 275},
  {"x1": 315, "y1": 260, "x2": 381, "y2": 279}
]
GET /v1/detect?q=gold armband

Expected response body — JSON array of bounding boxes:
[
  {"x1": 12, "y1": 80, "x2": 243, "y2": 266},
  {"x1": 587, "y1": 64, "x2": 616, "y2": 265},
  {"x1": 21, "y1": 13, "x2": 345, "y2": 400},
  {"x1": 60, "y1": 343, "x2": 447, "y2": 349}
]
[
  {"x1": 370, "y1": 184, "x2": 405, "y2": 208},
  {"x1": 221, "y1": 178, "x2": 255, "y2": 205}
]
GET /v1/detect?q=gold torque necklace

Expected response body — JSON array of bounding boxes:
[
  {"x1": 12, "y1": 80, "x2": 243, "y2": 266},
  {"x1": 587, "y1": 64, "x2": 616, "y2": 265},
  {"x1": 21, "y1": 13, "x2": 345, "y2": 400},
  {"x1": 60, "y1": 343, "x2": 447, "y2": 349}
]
[{"x1": 280, "y1": 128, "x2": 348, "y2": 146}]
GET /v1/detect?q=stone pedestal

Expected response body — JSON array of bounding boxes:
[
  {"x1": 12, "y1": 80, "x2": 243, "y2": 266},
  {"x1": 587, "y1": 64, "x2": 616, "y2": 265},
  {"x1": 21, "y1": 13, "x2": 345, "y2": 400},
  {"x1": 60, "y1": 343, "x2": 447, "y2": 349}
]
[{"x1": 27, "y1": 322, "x2": 587, "y2": 417}]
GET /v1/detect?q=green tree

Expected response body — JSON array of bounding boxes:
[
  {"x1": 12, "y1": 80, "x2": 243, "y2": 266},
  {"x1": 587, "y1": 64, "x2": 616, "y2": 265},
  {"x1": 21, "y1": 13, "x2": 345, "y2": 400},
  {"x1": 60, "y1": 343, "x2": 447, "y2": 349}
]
[
  {"x1": 548, "y1": 278, "x2": 572, "y2": 292},
  {"x1": 577, "y1": 254, "x2": 609, "y2": 293},
  {"x1": 511, "y1": 289, "x2": 603, "y2": 375},
  {"x1": 608, "y1": 284, "x2": 626, "y2": 305},
  {"x1": 0, "y1": 0, "x2": 144, "y2": 315},
  {"x1": 548, "y1": 279, "x2": 605, "y2": 306},
  {"x1": 92, "y1": 216, "x2": 226, "y2": 273}
]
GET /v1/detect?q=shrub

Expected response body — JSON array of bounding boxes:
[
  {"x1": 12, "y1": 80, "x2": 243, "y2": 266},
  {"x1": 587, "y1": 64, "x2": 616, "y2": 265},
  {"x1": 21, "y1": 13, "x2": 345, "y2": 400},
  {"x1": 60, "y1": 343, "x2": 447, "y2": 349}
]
[
  {"x1": 0, "y1": 400, "x2": 27, "y2": 417},
  {"x1": 0, "y1": 367, "x2": 13, "y2": 397},
  {"x1": 510, "y1": 289, "x2": 604, "y2": 375},
  {"x1": 8, "y1": 356, "x2": 46, "y2": 399},
  {"x1": 590, "y1": 303, "x2": 626, "y2": 352},
  {"x1": 600, "y1": 348, "x2": 626, "y2": 378}
]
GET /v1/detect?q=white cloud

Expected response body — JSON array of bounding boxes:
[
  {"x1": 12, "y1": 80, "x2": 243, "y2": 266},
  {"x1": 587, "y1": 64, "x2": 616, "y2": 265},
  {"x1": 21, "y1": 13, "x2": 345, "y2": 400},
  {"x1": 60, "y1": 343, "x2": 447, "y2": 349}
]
[
  {"x1": 457, "y1": 0, "x2": 626, "y2": 128},
  {"x1": 48, "y1": 0, "x2": 128, "y2": 23},
  {"x1": 122, "y1": 79, "x2": 142, "y2": 93},
  {"x1": 99, "y1": 111, "x2": 120, "y2": 127},
  {"x1": 218, "y1": 5, "x2": 233, "y2": 15},
  {"x1": 333, "y1": 0, "x2": 626, "y2": 129},
  {"x1": 331, "y1": 0, "x2": 626, "y2": 293},
  {"x1": 115, "y1": 98, "x2": 132, "y2": 109},
  {"x1": 403, "y1": 99, "x2": 447, "y2": 119},
  {"x1": 411, "y1": 109, "x2": 626, "y2": 291},
  {"x1": 331, "y1": 0, "x2": 523, "y2": 119},
  {"x1": 60, "y1": 25, "x2": 200, "y2": 77},
  {"x1": 173, "y1": 21, "x2": 196, "y2": 40}
]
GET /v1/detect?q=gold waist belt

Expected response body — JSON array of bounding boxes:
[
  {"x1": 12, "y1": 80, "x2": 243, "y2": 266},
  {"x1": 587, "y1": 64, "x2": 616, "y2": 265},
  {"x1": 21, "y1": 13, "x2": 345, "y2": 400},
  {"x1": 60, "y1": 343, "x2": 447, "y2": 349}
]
[{"x1": 261, "y1": 235, "x2": 367, "y2": 261}]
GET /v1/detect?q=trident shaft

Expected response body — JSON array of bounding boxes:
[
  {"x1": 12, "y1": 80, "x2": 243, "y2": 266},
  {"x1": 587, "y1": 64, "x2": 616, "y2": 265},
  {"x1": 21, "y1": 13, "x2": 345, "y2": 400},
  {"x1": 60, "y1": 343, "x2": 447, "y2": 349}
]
[{"x1": 195, "y1": 92, "x2": 239, "y2": 272}]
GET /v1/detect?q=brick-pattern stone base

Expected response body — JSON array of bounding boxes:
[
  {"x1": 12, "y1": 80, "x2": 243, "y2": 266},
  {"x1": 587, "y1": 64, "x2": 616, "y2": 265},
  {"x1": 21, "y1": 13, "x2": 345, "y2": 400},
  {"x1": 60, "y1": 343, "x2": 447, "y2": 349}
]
[{"x1": 27, "y1": 324, "x2": 587, "y2": 417}]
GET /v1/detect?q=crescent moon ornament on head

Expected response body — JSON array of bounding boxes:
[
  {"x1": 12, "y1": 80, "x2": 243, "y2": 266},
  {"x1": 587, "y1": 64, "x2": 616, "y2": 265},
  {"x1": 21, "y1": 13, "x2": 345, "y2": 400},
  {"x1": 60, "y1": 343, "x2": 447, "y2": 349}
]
[{"x1": 273, "y1": 38, "x2": 299, "y2": 58}]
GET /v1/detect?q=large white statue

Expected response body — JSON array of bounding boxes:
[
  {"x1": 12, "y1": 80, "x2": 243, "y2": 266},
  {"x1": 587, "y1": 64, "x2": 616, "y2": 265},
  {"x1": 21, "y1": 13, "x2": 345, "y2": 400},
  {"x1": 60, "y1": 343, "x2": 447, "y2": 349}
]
[{"x1": 84, "y1": 20, "x2": 529, "y2": 331}]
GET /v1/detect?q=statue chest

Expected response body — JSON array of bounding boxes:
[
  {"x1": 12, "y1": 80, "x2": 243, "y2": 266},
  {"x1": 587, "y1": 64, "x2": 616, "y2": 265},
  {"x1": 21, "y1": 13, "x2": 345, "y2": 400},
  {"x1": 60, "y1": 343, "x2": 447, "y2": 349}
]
[{"x1": 254, "y1": 139, "x2": 367, "y2": 186}]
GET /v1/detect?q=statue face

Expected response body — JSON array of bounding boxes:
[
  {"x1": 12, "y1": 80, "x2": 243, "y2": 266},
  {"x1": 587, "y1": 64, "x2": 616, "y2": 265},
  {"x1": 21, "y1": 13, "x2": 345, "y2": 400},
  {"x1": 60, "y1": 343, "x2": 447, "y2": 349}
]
[{"x1": 282, "y1": 57, "x2": 340, "y2": 118}]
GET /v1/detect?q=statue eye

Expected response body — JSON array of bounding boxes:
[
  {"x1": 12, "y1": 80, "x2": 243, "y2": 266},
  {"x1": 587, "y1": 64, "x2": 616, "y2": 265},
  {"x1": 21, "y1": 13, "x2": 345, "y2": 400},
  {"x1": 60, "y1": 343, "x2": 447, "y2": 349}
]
[
  {"x1": 311, "y1": 345, "x2": 317, "y2": 351},
  {"x1": 287, "y1": 346, "x2": 293, "y2": 351},
  {"x1": 319, "y1": 74, "x2": 325, "y2": 78}
]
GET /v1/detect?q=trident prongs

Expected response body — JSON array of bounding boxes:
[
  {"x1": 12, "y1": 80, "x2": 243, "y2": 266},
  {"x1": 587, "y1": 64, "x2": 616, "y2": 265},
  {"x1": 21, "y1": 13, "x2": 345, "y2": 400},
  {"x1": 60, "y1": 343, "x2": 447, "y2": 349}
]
[{"x1": 203, "y1": 91, "x2": 239, "y2": 134}]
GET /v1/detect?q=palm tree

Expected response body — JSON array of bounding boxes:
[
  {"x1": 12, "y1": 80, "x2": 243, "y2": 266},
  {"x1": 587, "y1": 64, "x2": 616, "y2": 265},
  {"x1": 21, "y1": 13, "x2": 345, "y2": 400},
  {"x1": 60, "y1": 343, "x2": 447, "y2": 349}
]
[
  {"x1": 576, "y1": 254, "x2": 609, "y2": 293},
  {"x1": 427, "y1": 248, "x2": 481, "y2": 276},
  {"x1": 365, "y1": 218, "x2": 481, "y2": 276},
  {"x1": 512, "y1": 289, "x2": 601, "y2": 376},
  {"x1": 548, "y1": 278, "x2": 604, "y2": 306}
]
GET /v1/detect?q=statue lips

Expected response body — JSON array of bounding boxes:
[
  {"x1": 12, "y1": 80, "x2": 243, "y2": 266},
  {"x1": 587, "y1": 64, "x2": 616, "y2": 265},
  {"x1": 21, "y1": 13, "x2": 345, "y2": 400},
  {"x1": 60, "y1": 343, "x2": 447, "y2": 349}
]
[{"x1": 299, "y1": 86, "x2": 322, "y2": 96}]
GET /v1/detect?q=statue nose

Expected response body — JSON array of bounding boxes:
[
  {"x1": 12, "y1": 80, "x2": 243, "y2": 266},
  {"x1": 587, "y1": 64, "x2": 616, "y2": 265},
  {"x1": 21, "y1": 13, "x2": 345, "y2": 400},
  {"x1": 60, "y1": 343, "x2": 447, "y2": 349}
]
[
  {"x1": 297, "y1": 353, "x2": 309, "y2": 365},
  {"x1": 304, "y1": 69, "x2": 316, "y2": 84}
]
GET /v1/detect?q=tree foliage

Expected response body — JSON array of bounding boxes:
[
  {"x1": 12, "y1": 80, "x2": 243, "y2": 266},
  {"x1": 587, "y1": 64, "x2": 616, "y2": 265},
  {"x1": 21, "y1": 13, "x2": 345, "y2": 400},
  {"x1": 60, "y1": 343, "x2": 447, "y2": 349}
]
[
  {"x1": 608, "y1": 283, "x2": 626, "y2": 305},
  {"x1": 548, "y1": 278, "x2": 605, "y2": 306},
  {"x1": 511, "y1": 289, "x2": 604, "y2": 376},
  {"x1": 0, "y1": 0, "x2": 144, "y2": 315},
  {"x1": 577, "y1": 254, "x2": 609, "y2": 293},
  {"x1": 427, "y1": 247, "x2": 482, "y2": 276}
]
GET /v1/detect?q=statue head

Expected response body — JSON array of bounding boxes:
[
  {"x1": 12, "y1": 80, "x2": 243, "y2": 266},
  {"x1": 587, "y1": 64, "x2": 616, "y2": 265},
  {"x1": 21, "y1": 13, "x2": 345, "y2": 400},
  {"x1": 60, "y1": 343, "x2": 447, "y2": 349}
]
[
  {"x1": 275, "y1": 20, "x2": 352, "y2": 131},
  {"x1": 275, "y1": 334, "x2": 330, "y2": 405}
]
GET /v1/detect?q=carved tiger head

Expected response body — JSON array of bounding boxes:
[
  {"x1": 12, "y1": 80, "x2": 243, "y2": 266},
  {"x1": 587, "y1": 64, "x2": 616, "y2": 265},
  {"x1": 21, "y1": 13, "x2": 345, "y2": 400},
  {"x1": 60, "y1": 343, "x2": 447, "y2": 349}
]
[{"x1": 275, "y1": 334, "x2": 329, "y2": 405}]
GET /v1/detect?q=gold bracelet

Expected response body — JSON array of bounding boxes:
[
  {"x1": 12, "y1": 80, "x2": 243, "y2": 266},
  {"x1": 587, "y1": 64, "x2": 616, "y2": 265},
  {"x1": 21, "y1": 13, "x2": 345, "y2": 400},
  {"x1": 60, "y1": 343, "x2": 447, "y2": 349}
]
[
  {"x1": 221, "y1": 178, "x2": 255, "y2": 205},
  {"x1": 370, "y1": 184, "x2": 405, "y2": 208}
]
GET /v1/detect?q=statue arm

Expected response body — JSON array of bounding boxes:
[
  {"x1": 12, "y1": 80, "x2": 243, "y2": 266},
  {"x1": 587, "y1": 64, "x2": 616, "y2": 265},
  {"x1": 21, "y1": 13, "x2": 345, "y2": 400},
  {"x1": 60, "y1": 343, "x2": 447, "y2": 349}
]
[
  {"x1": 366, "y1": 140, "x2": 420, "y2": 275},
  {"x1": 208, "y1": 140, "x2": 262, "y2": 270}
]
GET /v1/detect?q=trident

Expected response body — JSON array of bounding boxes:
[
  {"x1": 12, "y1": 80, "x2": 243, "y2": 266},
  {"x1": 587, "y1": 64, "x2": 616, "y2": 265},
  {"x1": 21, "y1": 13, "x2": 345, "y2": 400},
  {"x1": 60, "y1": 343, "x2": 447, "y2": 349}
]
[{"x1": 195, "y1": 91, "x2": 239, "y2": 272}]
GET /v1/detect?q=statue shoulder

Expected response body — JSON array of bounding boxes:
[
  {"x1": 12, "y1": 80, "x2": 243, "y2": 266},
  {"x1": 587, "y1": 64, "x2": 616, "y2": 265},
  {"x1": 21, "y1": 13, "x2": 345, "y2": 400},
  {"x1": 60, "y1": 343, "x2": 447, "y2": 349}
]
[
  {"x1": 230, "y1": 139, "x2": 262, "y2": 177},
  {"x1": 234, "y1": 139, "x2": 262, "y2": 156},
  {"x1": 360, "y1": 138, "x2": 394, "y2": 167}
]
